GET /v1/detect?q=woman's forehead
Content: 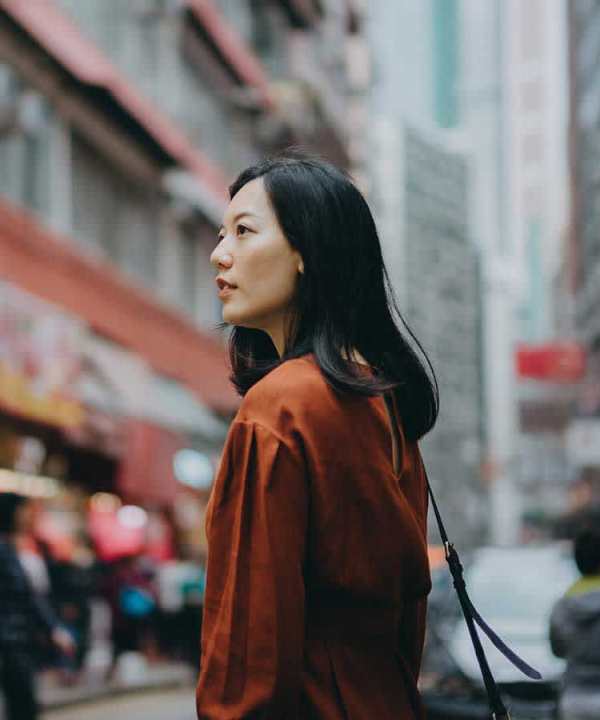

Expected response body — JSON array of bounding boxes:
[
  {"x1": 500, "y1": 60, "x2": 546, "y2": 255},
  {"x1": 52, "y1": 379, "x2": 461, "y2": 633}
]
[{"x1": 224, "y1": 177, "x2": 270, "y2": 224}]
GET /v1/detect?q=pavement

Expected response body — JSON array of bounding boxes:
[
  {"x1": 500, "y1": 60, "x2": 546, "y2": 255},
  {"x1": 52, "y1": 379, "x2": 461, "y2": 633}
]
[
  {"x1": 39, "y1": 659, "x2": 196, "y2": 712},
  {"x1": 41, "y1": 686, "x2": 197, "y2": 720}
]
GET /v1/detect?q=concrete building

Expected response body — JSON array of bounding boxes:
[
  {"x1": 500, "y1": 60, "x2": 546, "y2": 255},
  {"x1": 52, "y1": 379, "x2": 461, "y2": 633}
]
[
  {"x1": 563, "y1": 0, "x2": 600, "y2": 513},
  {"x1": 367, "y1": 1, "x2": 485, "y2": 548},
  {"x1": 456, "y1": 0, "x2": 571, "y2": 543},
  {"x1": 503, "y1": 0, "x2": 569, "y2": 342},
  {"x1": 458, "y1": 0, "x2": 568, "y2": 543},
  {"x1": 0, "y1": 0, "x2": 361, "y2": 527},
  {"x1": 368, "y1": 0, "x2": 571, "y2": 546}
]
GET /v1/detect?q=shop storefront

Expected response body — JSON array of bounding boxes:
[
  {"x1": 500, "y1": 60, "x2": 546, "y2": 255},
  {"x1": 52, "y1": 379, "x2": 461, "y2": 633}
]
[{"x1": 0, "y1": 278, "x2": 228, "y2": 557}]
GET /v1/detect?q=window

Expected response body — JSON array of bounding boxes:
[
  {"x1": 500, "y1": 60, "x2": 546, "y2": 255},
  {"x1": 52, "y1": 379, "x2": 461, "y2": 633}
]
[
  {"x1": 71, "y1": 131, "x2": 160, "y2": 288},
  {"x1": 0, "y1": 66, "x2": 50, "y2": 215},
  {"x1": 432, "y1": 0, "x2": 459, "y2": 128},
  {"x1": 180, "y1": 226, "x2": 198, "y2": 316}
]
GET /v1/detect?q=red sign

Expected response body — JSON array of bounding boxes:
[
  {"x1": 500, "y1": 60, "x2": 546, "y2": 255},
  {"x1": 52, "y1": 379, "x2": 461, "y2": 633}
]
[{"x1": 516, "y1": 342, "x2": 586, "y2": 382}]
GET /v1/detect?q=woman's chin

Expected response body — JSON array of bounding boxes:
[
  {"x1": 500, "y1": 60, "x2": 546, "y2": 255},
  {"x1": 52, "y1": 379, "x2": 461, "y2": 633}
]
[{"x1": 222, "y1": 306, "x2": 249, "y2": 326}]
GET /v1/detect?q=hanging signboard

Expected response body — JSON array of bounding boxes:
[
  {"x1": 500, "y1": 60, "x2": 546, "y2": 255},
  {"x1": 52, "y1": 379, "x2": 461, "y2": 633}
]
[
  {"x1": 0, "y1": 281, "x2": 84, "y2": 428},
  {"x1": 516, "y1": 342, "x2": 586, "y2": 383}
]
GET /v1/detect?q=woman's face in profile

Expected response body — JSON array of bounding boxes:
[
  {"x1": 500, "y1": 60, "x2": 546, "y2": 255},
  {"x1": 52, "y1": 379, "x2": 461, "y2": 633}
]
[{"x1": 211, "y1": 177, "x2": 303, "y2": 338}]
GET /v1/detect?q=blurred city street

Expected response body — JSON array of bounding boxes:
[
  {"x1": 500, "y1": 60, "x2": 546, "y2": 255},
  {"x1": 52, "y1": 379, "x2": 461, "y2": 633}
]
[
  {"x1": 1, "y1": 0, "x2": 599, "y2": 718},
  {"x1": 41, "y1": 687, "x2": 196, "y2": 720}
]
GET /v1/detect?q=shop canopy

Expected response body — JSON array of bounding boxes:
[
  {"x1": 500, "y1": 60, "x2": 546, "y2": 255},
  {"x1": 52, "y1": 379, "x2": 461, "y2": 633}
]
[
  {"x1": 0, "y1": 202, "x2": 239, "y2": 415},
  {"x1": 80, "y1": 333, "x2": 228, "y2": 442}
]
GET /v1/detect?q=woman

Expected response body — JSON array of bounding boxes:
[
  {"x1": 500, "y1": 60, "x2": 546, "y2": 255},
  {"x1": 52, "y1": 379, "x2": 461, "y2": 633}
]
[{"x1": 196, "y1": 154, "x2": 438, "y2": 719}]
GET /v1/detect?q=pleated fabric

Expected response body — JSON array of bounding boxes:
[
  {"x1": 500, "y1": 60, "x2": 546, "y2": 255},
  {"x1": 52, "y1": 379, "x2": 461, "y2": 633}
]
[{"x1": 196, "y1": 356, "x2": 431, "y2": 720}]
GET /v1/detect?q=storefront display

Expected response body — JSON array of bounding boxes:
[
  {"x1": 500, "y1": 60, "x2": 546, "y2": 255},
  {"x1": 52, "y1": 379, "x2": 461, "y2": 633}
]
[{"x1": 0, "y1": 281, "x2": 84, "y2": 429}]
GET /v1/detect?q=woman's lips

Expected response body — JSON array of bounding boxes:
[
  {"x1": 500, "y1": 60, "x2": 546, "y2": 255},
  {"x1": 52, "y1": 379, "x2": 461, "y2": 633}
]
[
  {"x1": 216, "y1": 278, "x2": 237, "y2": 299},
  {"x1": 218, "y1": 285, "x2": 236, "y2": 299}
]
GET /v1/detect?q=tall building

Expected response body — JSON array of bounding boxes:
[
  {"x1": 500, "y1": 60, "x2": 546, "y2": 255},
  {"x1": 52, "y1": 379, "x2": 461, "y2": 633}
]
[
  {"x1": 505, "y1": 0, "x2": 574, "y2": 536},
  {"x1": 367, "y1": 2, "x2": 485, "y2": 548},
  {"x1": 563, "y1": 0, "x2": 600, "y2": 513},
  {"x1": 0, "y1": 0, "x2": 361, "y2": 550},
  {"x1": 455, "y1": 0, "x2": 572, "y2": 543},
  {"x1": 503, "y1": 0, "x2": 569, "y2": 342}
]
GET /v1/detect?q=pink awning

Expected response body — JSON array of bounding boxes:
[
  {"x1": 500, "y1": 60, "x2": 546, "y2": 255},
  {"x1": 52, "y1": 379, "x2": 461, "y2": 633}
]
[
  {"x1": 186, "y1": 0, "x2": 272, "y2": 110},
  {"x1": 0, "y1": 0, "x2": 228, "y2": 205}
]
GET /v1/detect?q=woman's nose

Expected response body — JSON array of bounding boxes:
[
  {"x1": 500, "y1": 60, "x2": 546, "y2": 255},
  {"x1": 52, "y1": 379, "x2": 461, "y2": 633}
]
[
  {"x1": 210, "y1": 244, "x2": 233, "y2": 269},
  {"x1": 217, "y1": 253, "x2": 233, "y2": 269}
]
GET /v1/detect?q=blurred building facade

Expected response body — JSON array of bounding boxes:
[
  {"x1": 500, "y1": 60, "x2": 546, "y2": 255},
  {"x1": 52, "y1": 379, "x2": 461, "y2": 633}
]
[
  {"x1": 500, "y1": 0, "x2": 574, "y2": 538},
  {"x1": 368, "y1": 0, "x2": 573, "y2": 547},
  {"x1": 504, "y1": 0, "x2": 569, "y2": 343},
  {"x1": 458, "y1": 0, "x2": 514, "y2": 546},
  {"x1": 367, "y1": 1, "x2": 486, "y2": 548},
  {"x1": 564, "y1": 0, "x2": 600, "y2": 516},
  {"x1": 0, "y1": 0, "x2": 364, "y2": 548}
]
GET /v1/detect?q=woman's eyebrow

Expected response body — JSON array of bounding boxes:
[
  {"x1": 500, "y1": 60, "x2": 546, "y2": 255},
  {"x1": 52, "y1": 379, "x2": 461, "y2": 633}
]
[{"x1": 223, "y1": 211, "x2": 259, "y2": 229}]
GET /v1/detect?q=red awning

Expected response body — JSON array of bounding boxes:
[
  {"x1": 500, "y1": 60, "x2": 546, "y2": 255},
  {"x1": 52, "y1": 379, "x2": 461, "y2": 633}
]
[
  {"x1": 0, "y1": 0, "x2": 228, "y2": 205},
  {"x1": 117, "y1": 420, "x2": 186, "y2": 506},
  {"x1": 0, "y1": 197, "x2": 239, "y2": 414},
  {"x1": 186, "y1": 0, "x2": 272, "y2": 110}
]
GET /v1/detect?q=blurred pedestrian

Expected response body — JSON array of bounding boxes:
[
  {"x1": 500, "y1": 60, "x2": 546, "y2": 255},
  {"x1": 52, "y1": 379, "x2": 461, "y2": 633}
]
[
  {"x1": 106, "y1": 554, "x2": 158, "y2": 673},
  {"x1": 550, "y1": 528, "x2": 600, "y2": 720},
  {"x1": 48, "y1": 531, "x2": 97, "y2": 678},
  {"x1": 0, "y1": 492, "x2": 75, "y2": 720},
  {"x1": 196, "y1": 155, "x2": 437, "y2": 719}
]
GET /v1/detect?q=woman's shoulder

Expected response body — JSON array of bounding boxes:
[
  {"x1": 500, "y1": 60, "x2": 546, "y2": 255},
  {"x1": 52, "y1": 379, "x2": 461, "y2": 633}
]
[
  {"x1": 236, "y1": 355, "x2": 335, "y2": 431},
  {"x1": 242, "y1": 354, "x2": 330, "y2": 407}
]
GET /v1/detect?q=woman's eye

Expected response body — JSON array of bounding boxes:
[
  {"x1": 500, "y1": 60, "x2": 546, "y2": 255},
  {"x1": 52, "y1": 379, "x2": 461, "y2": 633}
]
[{"x1": 237, "y1": 224, "x2": 249, "y2": 236}]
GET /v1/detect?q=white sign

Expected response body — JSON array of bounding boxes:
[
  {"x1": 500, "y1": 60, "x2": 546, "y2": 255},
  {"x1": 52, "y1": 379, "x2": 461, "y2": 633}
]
[{"x1": 566, "y1": 419, "x2": 600, "y2": 467}]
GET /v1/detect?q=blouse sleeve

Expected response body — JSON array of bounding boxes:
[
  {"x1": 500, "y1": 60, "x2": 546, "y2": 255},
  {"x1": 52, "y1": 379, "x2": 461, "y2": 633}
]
[{"x1": 196, "y1": 421, "x2": 308, "y2": 720}]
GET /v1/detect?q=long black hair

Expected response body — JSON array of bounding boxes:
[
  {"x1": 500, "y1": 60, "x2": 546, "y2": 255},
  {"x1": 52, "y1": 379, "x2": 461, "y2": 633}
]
[{"x1": 225, "y1": 153, "x2": 439, "y2": 441}]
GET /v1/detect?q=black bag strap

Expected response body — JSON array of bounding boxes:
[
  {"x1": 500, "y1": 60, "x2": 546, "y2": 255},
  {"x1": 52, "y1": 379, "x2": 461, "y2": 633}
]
[{"x1": 383, "y1": 394, "x2": 542, "y2": 720}]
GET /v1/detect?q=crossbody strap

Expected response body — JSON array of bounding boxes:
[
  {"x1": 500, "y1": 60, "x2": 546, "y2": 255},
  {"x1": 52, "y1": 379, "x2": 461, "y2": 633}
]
[{"x1": 383, "y1": 393, "x2": 541, "y2": 720}]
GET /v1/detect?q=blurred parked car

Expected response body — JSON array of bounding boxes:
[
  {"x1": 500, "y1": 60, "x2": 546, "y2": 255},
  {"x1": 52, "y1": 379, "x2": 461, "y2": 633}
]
[{"x1": 421, "y1": 544, "x2": 578, "y2": 720}]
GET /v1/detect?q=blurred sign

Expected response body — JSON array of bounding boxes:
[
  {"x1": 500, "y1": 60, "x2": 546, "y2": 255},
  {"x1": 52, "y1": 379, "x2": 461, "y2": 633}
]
[
  {"x1": 173, "y1": 449, "x2": 214, "y2": 490},
  {"x1": 516, "y1": 342, "x2": 586, "y2": 382},
  {"x1": 88, "y1": 502, "x2": 146, "y2": 562},
  {"x1": 566, "y1": 419, "x2": 600, "y2": 467},
  {"x1": 0, "y1": 468, "x2": 59, "y2": 497},
  {"x1": 0, "y1": 282, "x2": 84, "y2": 428}
]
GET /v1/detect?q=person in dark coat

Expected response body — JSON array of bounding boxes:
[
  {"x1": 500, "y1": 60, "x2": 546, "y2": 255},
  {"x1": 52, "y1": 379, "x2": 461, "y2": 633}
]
[
  {"x1": 0, "y1": 493, "x2": 74, "y2": 720},
  {"x1": 550, "y1": 528, "x2": 600, "y2": 720},
  {"x1": 196, "y1": 155, "x2": 438, "y2": 719}
]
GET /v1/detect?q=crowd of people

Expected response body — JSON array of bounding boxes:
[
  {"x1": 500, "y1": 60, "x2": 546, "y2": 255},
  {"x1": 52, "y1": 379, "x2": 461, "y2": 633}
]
[
  {"x1": 0, "y1": 491, "x2": 205, "y2": 720},
  {"x1": 2, "y1": 484, "x2": 599, "y2": 720}
]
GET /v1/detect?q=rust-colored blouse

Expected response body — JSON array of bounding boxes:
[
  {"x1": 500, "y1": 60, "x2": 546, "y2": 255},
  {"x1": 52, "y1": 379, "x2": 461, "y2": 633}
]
[{"x1": 196, "y1": 356, "x2": 431, "y2": 719}]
